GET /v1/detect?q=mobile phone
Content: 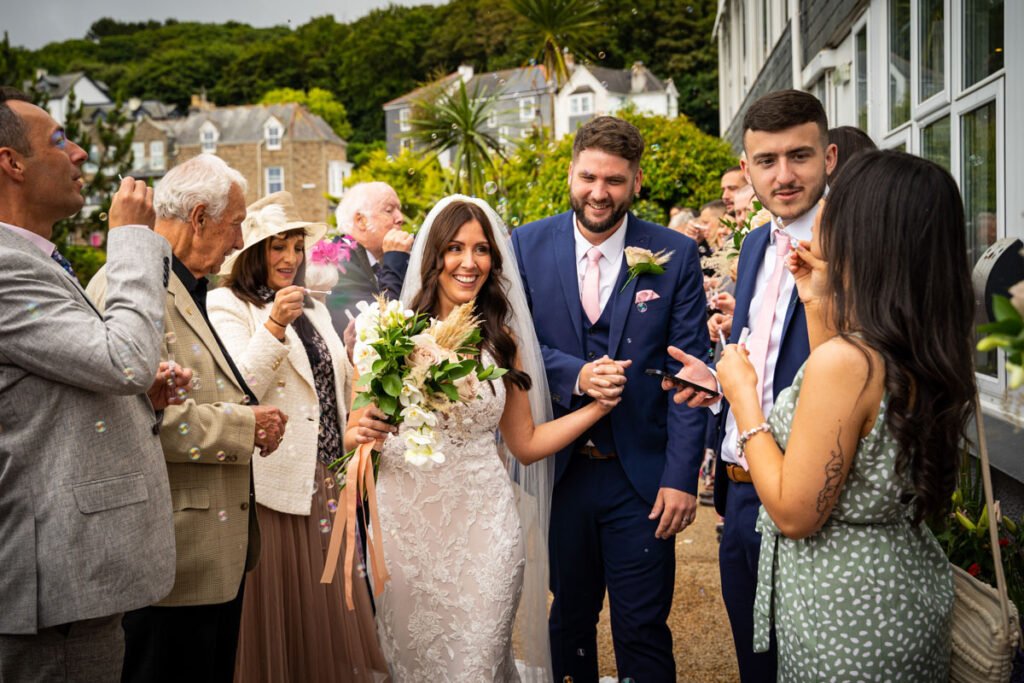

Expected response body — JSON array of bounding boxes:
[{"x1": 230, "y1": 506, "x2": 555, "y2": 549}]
[{"x1": 645, "y1": 368, "x2": 721, "y2": 398}]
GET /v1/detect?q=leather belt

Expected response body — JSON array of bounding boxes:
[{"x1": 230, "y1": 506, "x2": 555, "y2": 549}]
[
  {"x1": 725, "y1": 463, "x2": 753, "y2": 484},
  {"x1": 577, "y1": 445, "x2": 617, "y2": 460}
]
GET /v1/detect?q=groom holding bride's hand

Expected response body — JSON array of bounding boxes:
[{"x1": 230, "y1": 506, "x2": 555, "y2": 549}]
[{"x1": 513, "y1": 116, "x2": 710, "y2": 682}]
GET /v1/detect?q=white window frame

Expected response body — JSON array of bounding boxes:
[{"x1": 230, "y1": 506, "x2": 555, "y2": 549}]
[
  {"x1": 150, "y1": 140, "x2": 165, "y2": 171},
  {"x1": 328, "y1": 160, "x2": 346, "y2": 197},
  {"x1": 131, "y1": 142, "x2": 146, "y2": 169},
  {"x1": 569, "y1": 93, "x2": 593, "y2": 116},
  {"x1": 265, "y1": 166, "x2": 284, "y2": 195},
  {"x1": 498, "y1": 126, "x2": 511, "y2": 150},
  {"x1": 519, "y1": 96, "x2": 536, "y2": 122},
  {"x1": 200, "y1": 122, "x2": 218, "y2": 154},
  {"x1": 911, "y1": 0, "x2": 951, "y2": 121},
  {"x1": 399, "y1": 108, "x2": 411, "y2": 132},
  {"x1": 264, "y1": 117, "x2": 283, "y2": 151}
]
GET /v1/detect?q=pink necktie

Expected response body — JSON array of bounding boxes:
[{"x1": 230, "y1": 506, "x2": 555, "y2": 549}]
[
  {"x1": 581, "y1": 247, "x2": 602, "y2": 324},
  {"x1": 746, "y1": 230, "x2": 791, "y2": 401}
]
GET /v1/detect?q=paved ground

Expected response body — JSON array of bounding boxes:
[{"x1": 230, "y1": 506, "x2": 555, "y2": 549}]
[{"x1": 595, "y1": 500, "x2": 739, "y2": 682}]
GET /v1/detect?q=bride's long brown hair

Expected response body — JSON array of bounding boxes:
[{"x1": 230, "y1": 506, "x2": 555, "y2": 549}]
[{"x1": 409, "y1": 201, "x2": 531, "y2": 391}]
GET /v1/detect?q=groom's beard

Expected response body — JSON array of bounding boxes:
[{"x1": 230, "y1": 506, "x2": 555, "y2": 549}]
[{"x1": 570, "y1": 192, "x2": 632, "y2": 234}]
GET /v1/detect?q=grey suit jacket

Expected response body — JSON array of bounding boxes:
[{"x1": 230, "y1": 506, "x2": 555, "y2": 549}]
[{"x1": 0, "y1": 226, "x2": 176, "y2": 635}]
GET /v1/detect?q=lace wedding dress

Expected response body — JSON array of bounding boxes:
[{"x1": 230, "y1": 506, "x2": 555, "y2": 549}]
[{"x1": 374, "y1": 363, "x2": 526, "y2": 682}]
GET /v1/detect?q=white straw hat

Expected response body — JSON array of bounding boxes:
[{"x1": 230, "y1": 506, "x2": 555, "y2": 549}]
[{"x1": 219, "y1": 191, "x2": 328, "y2": 275}]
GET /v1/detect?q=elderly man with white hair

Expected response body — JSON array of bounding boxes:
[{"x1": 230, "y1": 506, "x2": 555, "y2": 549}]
[
  {"x1": 87, "y1": 154, "x2": 288, "y2": 683},
  {"x1": 328, "y1": 181, "x2": 412, "y2": 328}
]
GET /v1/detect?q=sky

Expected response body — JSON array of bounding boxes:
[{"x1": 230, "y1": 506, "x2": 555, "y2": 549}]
[{"x1": 2, "y1": 0, "x2": 442, "y2": 49}]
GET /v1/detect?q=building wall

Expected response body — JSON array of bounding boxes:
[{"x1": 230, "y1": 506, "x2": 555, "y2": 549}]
[
  {"x1": 173, "y1": 140, "x2": 347, "y2": 222},
  {"x1": 800, "y1": 0, "x2": 868, "y2": 65},
  {"x1": 722, "y1": 25, "x2": 793, "y2": 150}
]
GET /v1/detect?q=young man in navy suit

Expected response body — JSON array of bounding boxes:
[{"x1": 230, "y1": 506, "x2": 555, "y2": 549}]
[
  {"x1": 667, "y1": 90, "x2": 836, "y2": 682},
  {"x1": 512, "y1": 116, "x2": 709, "y2": 681}
]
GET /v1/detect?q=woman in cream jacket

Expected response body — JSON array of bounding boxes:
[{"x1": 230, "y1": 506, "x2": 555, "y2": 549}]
[{"x1": 208, "y1": 191, "x2": 387, "y2": 683}]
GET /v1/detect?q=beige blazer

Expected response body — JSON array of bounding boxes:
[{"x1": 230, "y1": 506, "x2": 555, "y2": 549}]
[
  {"x1": 207, "y1": 288, "x2": 352, "y2": 515},
  {"x1": 88, "y1": 269, "x2": 260, "y2": 607}
]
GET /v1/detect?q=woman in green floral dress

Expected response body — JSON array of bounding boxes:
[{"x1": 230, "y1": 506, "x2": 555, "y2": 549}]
[{"x1": 716, "y1": 150, "x2": 977, "y2": 681}]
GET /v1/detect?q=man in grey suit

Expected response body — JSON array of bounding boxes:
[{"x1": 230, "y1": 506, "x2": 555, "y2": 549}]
[{"x1": 0, "y1": 87, "x2": 183, "y2": 681}]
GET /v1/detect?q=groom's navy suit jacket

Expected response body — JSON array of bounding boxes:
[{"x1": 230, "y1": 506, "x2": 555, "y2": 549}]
[
  {"x1": 711, "y1": 221, "x2": 810, "y2": 514},
  {"x1": 511, "y1": 211, "x2": 710, "y2": 502}
]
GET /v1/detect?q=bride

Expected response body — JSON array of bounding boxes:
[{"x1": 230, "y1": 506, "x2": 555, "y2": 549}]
[{"x1": 349, "y1": 196, "x2": 625, "y2": 681}]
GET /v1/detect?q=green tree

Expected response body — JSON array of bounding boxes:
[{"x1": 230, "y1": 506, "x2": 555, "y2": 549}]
[
  {"x1": 409, "y1": 78, "x2": 505, "y2": 197},
  {"x1": 345, "y1": 149, "x2": 450, "y2": 231},
  {"x1": 260, "y1": 87, "x2": 353, "y2": 140},
  {"x1": 508, "y1": 0, "x2": 601, "y2": 86},
  {"x1": 0, "y1": 31, "x2": 31, "y2": 87},
  {"x1": 496, "y1": 109, "x2": 734, "y2": 227},
  {"x1": 52, "y1": 90, "x2": 136, "y2": 282}
]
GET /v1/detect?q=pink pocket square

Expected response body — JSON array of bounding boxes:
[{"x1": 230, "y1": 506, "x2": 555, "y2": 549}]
[{"x1": 635, "y1": 290, "x2": 661, "y2": 304}]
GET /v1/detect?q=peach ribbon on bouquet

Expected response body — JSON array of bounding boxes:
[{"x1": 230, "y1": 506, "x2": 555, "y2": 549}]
[{"x1": 320, "y1": 442, "x2": 389, "y2": 609}]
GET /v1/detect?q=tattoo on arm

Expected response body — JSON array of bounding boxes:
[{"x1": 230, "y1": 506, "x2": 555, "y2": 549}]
[{"x1": 815, "y1": 428, "x2": 845, "y2": 525}]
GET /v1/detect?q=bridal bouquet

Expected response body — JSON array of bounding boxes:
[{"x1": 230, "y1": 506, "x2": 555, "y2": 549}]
[{"x1": 333, "y1": 296, "x2": 506, "y2": 470}]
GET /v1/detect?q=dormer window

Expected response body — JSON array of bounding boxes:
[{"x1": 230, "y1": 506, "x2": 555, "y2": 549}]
[
  {"x1": 200, "y1": 121, "x2": 218, "y2": 154},
  {"x1": 264, "y1": 116, "x2": 283, "y2": 151},
  {"x1": 399, "y1": 108, "x2": 411, "y2": 132}
]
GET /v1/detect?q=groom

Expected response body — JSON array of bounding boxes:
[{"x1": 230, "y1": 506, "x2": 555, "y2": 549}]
[{"x1": 512, "y1": 116, "x2": 709, "y2": 681}]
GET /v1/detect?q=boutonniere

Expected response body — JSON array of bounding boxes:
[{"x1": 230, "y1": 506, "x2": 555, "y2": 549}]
[
  {"x1": 634, "y1": 289, "x2": 660, "y2": 313},
  {"x1": 622, "y1": 247, "x2": 673, "y2": 292}
]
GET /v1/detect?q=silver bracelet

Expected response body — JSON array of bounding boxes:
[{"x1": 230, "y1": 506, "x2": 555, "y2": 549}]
[{"x1": 737, "y1": 422, "x2": 771, "y2": 459}]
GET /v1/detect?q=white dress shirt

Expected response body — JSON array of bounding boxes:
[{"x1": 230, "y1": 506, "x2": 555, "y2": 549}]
[{"x1": 720, "y1": 207, "x2": 816, "y2": 466}]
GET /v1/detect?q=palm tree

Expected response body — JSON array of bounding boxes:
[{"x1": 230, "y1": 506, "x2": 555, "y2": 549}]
[
  {"x1": 508, "y1": 0, "x2": 601, "y2": 87},
  {"x1": 409, "y1": 79, "x2": 507, "y2": 197}
]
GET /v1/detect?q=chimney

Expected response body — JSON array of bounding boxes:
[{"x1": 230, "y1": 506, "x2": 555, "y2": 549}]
[
  {"x1": 189, "y1": 91, "x2": 214, "y2": 113},
  {"x1": 457, "y1": 64, "x2": 474, "y2": 82},
  {"x1": 631, "y1": 61, "x2": 647, "y2": 93}
]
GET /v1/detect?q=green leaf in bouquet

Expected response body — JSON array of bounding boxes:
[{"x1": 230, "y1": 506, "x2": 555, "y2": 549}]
[
  {"x1": 355, "y1": 373, "x2": 372, "y2": 388},
  {"x1": 379, "y1": 393, "x2": 398, "y2": 416},
  {"x1": 328, "y1": 446, "x2": 357, "y2": 472},
  {"x1": 447, "y1": 360, "x2": 476, "y2": 380},
  {"x1": 993, "y1": 295, "x2": 1021, "y2": 323},
  {"x1": 382, "y1": 373, "x2": 403, "y2": 397},
  {"x1": 439, "y1": 382, "x2": 460, "y2": 402},
  {"x1": 372, "y1": 358, "x2": 388, "y2": 374},
  {"x1": 488, "y1": 367, "x2": 508, "y2": 380},
  {"x1": 477, "y1": 366, "x2": 494, "y2": 381},
  {"x1": 352, "y1": 392, "x2": 374, "y2": 410}
]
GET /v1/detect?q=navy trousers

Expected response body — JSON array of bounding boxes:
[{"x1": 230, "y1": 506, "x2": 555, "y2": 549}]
[
  {"x1": 549, "y1": 454, "x2": 676, "y2": 682},
  {"x1": 719, "y1": 479, "x2": 777, "y2": 683}
]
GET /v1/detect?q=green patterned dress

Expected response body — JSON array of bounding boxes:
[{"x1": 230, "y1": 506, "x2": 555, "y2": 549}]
[{"x1": 753, "y1": 365, "x2": 953, "y2": 682}]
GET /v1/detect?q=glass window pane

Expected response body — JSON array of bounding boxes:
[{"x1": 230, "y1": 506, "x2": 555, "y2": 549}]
[
  {"x1": 856, "y1": 28, "x2": 868, "y2": 131},
  {"x1": 920, "y1": 116, "x2": 950, "y2": 172},
  {"x1": 888, "y1": 0, "x2": 911, "y2": 128},
  {"x1": 964, "y1": 0, "x2": 1004, "y2": 88},
  {"x1": 961, "y1": 101, "x2": 998, "y2": 375},
  {"x1": 919, "y1": 0, "x2": 944, "y2": 101}
]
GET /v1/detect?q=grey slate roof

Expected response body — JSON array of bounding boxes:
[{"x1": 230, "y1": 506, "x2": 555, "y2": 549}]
[
  {"x1": 168, "y1": 103, "x2": 344, "y2": 146},
  {"x1": 83, "y1": 100, "x2": 179, "y2": 122},
  {"x1": 467, "y1": 66, "x2": 551, "y2": 97},
  {"x1": 583, "y1": 65, "x2": 666, "y2": 94},
  {"x1": 34, "y1": 71, "x2": 110, "y2": 101}
]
